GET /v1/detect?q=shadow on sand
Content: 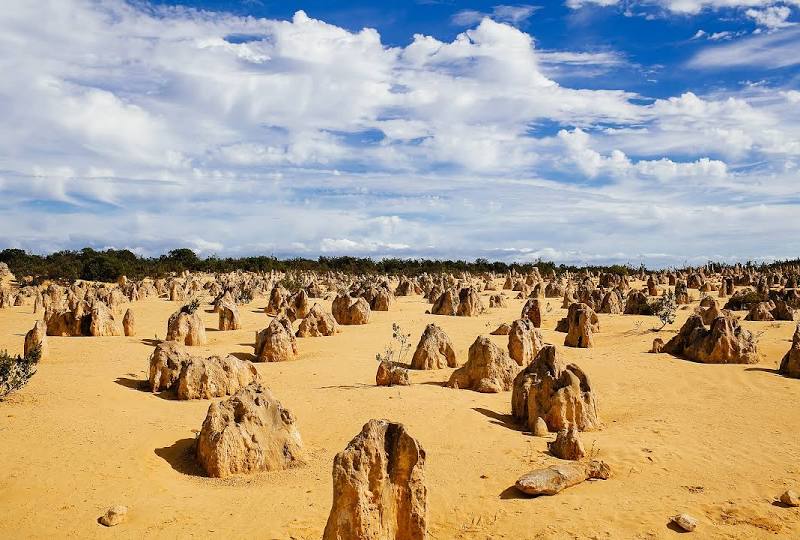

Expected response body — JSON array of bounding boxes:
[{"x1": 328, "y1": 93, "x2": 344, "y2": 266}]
[
  {"x1": 154, "y1": 437, "x2": 205, "y2": 477},
  {"x1": 472, "y1": 407, "x2": 522, "y2": 432}
]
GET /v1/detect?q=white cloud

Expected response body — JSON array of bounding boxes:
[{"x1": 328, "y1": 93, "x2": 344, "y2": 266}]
[
  {"x1": 452, "y1": 4, "x2": 540, "y2": 26},
  {"x1": 689, "y1": 26, "x2": 800, "y2": 68},
  {"x1": 0, "y1": 0, "x2": 798, "y2": 266},
  {"x1": 745, "y1": 6, "x2": 796, "y2": 28}
]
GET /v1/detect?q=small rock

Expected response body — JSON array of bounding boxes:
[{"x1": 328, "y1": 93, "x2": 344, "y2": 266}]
[
  {"x1": 671, "y1": 513, "x2": 697, "y2": 532},
  {"x1": 650, "y1": 338, "x2": 664, "y2": 353},
  {"x1": 780, "y1": 490, "x2": 800, "y2": 507},
  {"x1": 99, "y1": 505, "x2": 127, "y2": 527},
  {"x1": 547, "y1": 425, "x2": 585, "y2": 460},
  {"x1": 533, "y1": 417, "x2": 549, "y2": 437}
]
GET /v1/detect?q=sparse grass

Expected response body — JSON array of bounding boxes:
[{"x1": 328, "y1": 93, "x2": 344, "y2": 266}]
[{"x1": 375, "y1": 322, "x2": 412, "y2": 365}]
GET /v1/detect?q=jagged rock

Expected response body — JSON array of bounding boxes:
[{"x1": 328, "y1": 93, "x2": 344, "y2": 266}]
[
  {"x1": 431, "y1": 289, "x2": 458, "y2": 316},
  {"x1": 521, "y1": 298, "x2": 543, "y2": 328},
  {"x1": 410, "y1": 323, "x2": 457, "y2": 370},
  {"x1": 624, "y1": 291, "x2": 653, "y2": 315},
  {"x1": 296, "y1": 303, "x2": 338, "y2": 337},
  {"x1": 507, "y1": 318, "x2": 543, "y2": 366},
  {"x1": 490, "y1": 323, "x2": 511, "y2": 335},
  {"x1": 289, "y1": 289, "x2": 310, "y2": 319},
  {"x1": 254, "y1": 316, "x2": 297, "y2": 362},
  {"x1": 123, "y1": 308, "x2": 135, "y2": 336},
  {"x1": 745, "y1": 301, "x2": 775, "y2": 321},
  {"x1": 772, "y1": 299, "x2": 795, "y2": 321},
  {"x1": 196, "y1": 383, "x2": 305, "y2": 478},
  {"x1": 456, "y1": 287, "x2": 485, "y2": 317},
  {"x1": 266, "y1": 285, "x2": 289, "y2": 315},
  {"x1": 697, "y1": 297, "x2": 725, "y2": 325},
  {"x1": 515, "y1": 460, "x2": 610, "y2": 496},
  {"x1": 218, "y1": 298, "x2": 241, "y2": 331},
  {"x1": 564, "y1": 303, "x2": 599, "y2": 348},
  {"x1": 24, "y1": 319, "x2": 48, "y2": 361},
  {"x1": 779, "y1": 324, "x2": 800, "y2": 378},
  {"x1": 489, "y1": 294, "x2": 508, "y2": 308},
  {"x1": 166, "y1": 308, "x2": 207, "y2": 346},
  {"x1": 149, "y1": 341, "x2": 194, "y2": 392},
  {"x1": 598, "y1": 291, "x2": 622, "y2": 314},
  {"x1": 376, "y1": 361, "x2": 410, "y2": 386},
  {"x1": 89, "y1": 303, "x2": 122, "y2": 337},
  {"x1": 662, "y1": 314, "x2": 759, "y2": 364},
  {"x1": 177, "y1": 354, "x2": 260, "y2": 400},
  {"x1": 675, "y1": 281, "x2": 690, "y2": 305},
  {"x1": 332, "y1": 294, "x2": 370, "y2": 325},
  {"x1": 322, "y1": 419, "x2": 426, "y2": 540},
  {"x1": 511, "y1": 345, "x2": 600, "y2": 432},
  {"x1": 547, "y1": 426, "x2": 585, "y2": 460},
  {"x1": 447, "y1": 336, "x2": 519, "y2": 393}
]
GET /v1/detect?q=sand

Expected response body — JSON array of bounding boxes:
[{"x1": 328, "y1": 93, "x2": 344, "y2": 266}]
[{"x1": 1, "y1": 282, "x2": 799, "y2": 539}]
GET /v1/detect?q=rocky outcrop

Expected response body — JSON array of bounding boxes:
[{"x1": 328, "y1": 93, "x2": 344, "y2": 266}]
[
  {"x1": 521, "y1": 298, "x2": 543, "y2": 328},
  {"x1": 447, "y1": 336, "x2": 519, "y2": 392},
  {"x1": 322, "y1": 420, "x2": 426, "y2": 540},
  {"x1": 177, "y1": 354, "x2": 260, "y2": 400},
  {"x1": 24, "y1": 320, "x2": 48, "y2": 361},
  {"x1": 779, "y1": 324, "x2": 800, "y2": 378},
  {"x1": 511, "y1": 345, "x2": 600, "y2": 432},
  {"x1": 662, "y1": 314, "x2": 759, "y2": 364},
  {"x1": 375, "y1": 361, "x2": 410, "y2": 386},
  {"x1": 123, "y1": 308, "x2": 135, "y2": 336},
  {"x1": 149, "y1": 341, "x2": 194, "y2": 393},
  {"x1": 332, "y1": 294, "x2": 370, "y2": 325},
  {"x1": 254, "y1": 316, "x2": 298, "y2": 362},
  {"x1": 547, "y1": 426, "x2": 585, "y2": 460},
  {"x1": 296, "y1": 303, "x2": 338, "y2": 337},
  {"x1": 166, "y1": 307, "x2": 207, "y2": 346},
  {"x1": 507, "y1": 318, "x2": 543, "y2": 366},
  {"x1": 196, "y1": 383, "x2": 306, "y2": 478},
  {"x1": 218, "y1": 298, "x2": 241, "y2": 331},
  {"x1": 563, "y1": 303, "x2": 599, "y2": 348},
  {"x1": 457, "y1": 287, "x2": 485, "y2": 317},
  {"x1": 410, "y1": 324, "x2": 457, "y2": 370}
]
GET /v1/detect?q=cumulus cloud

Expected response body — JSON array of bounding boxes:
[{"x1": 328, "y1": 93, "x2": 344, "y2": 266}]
[{"x1": 0, "y1": 0, "x2": 798, "y2": 266}]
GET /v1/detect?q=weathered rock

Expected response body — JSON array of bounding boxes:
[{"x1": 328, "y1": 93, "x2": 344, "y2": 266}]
[
  {"x1": 447, "y1": 336, "x2": 519, "y2": 393},
  {"x1": 779, "y1": 324, "x2": 800, "y2": 378},
  {"x1": 89, "y1": 302, "x2": 122, "y2": 337},
  {"x1": 431, "y1": 289, "x2": 458, "y2": 316},
  {"x1": 296, "y1": 303, "x2": 338, "y2": 337},
  {"x1": 662, "y1": 314, "x2": 759, "y2": 364},
  {"x1": 598, "y1": 291, "x2": 622, "y2": 314},
  {"x1": 533, "y1": 417, "x2": 549, "y2": 437},
  {"x1": 671, "y1": 513, "x2": 698, "y2": 532},
  {"x1": 254, "y1": 316, "x2": 297, "y2": 362},
  {"x1": 511, "y1": 345, "x2": 600, "y2": 432},
  {"x1": 99, "y1": 505, "x2": 127, "y2": 527},
  {"x1": 218, "y1": 299, "x2": 241, "y2": 331},
  {"x1": 507, "y1": 318, "x2": 543, "y2": 366},
  {"x1": 515, "y1": 460, "x2": 610, "y2": 496},
  {"x1": 651, "y1": 338, "x2": 664, "y2": 353},
  {"x1": 123, "y1": 308, "x2": 135, "y2": 337},
  {"x1": 166, "y1": 308, "x2": 207, "y2": 346},
  {"x1": 624, "y1": 291, "x2": 653, "y2": 316},
  {"x1": 488, "y1": 294, "x2": 508, "y2": 308},
  {"x1": 521, "y1": 298, "x2": 543, "y2": 328},
  {"x1": 491, "y1": 323, "x2": 511, "y2": 335},
  {"x1": 322, "y1": 419, "x2": 426, "y2": 540},
  {"x1": 177, "y1": 354, "x2": 260, "y2": 400},
  {"x1": 196, "y1": 383, "x2": 306, "y2": 478},
  {"x1": 779, "y1": 490, "x2": 800, "y2": 507},
  {"x1": 564, "y1": 303, "x2": 599, "y2": 348},
  {"x1": 332, "y1": 294, "x2": 370, "y2": 325},
  {"x1": 24, "y1": 319, "x2": 48, "y2": 361},
  {"x1": 547, "y1": 426, "x2": 585, "y2": 460},
  {"x1": 410, "y1": 323, "x2": 457, "y2": 370},
  {"x1": 456, "y1": 287, "x2": 485, "y2": 317},
  {"x1": 149, "y1": 341, "x2": 194, "y2": 392},
  {"x1": 745, "y1": 301, "x2": 775, "y2": 321},
  {"x1": 376, "y1": 361, "x2": 410, "y2": 386}
]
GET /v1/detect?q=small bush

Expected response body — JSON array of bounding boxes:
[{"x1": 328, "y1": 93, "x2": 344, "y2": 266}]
[
  {"x1": 653, "y1": 290, "x2": 677, "y2": 330},
  {"x1": 375, "y1": 323, "x2": 412, "y2": 365},
  {"x1": 0, "y1": 344, "x2": 41, "y2": 399}
]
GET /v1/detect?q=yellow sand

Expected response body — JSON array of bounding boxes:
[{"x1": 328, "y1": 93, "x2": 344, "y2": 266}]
[{"x1": 1, "y1": 284, "x2": 799, "y2": 539}]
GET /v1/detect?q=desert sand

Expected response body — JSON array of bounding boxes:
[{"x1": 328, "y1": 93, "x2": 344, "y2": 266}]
[{"x1": 1, "y1": 280, "x2": 799, "y2": 539}]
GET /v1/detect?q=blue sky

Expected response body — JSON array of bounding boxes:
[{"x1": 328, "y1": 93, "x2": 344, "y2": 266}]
[{"x1": 0, "y1": 0, "x2": 798, "y2": 266}]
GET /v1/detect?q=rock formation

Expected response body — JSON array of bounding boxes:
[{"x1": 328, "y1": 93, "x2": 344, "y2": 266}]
[
  {"x1": 447, "y1": 336, "x2": 519, "y2": 392},
  {"x1": 410, "y1": 323, "x2": 457, "y2": 370}
]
